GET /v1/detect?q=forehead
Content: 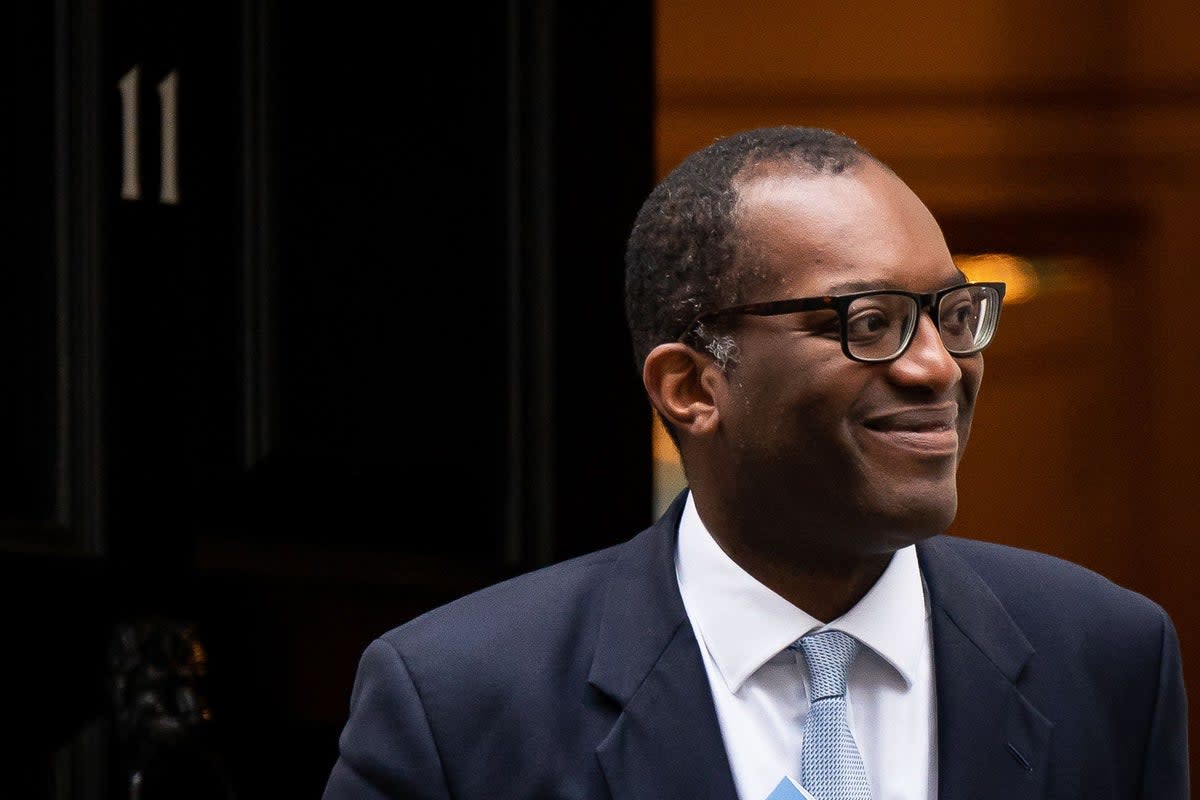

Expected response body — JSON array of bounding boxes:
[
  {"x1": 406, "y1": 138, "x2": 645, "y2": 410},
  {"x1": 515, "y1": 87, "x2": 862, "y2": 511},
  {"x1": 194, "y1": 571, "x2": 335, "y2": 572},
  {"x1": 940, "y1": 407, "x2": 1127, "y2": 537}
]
[{"x1": 732, "y1": 161, "x2": 959, "y2": 297}]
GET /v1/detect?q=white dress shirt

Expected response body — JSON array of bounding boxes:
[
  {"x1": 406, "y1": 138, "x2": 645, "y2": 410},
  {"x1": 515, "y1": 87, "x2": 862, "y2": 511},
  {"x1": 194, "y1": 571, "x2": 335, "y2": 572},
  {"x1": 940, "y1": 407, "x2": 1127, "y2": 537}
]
[{"x1": 675, "y1": 492, "x2": 937, "y2": 800}]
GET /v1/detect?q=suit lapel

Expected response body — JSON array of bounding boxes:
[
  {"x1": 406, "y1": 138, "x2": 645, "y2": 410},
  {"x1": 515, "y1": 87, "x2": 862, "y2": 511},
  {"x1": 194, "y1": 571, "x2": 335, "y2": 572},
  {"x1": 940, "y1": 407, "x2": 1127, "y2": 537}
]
[
  {"x1": 589, "y1": 492, "x2": 740, "y2": 800},
  {"x1": 918, "y1": 537, "x2": 1053, "y2": 800}
]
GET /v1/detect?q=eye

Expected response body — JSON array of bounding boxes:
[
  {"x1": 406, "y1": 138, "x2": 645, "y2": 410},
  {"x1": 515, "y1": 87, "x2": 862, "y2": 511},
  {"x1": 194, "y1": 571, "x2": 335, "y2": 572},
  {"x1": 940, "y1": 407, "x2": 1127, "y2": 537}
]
[
  {"x1": 941, "y1": 299, "x2": 980, "y2": 334},
  {"x1": 844, "y1": 307, "x2": 894, "y2": 343}
]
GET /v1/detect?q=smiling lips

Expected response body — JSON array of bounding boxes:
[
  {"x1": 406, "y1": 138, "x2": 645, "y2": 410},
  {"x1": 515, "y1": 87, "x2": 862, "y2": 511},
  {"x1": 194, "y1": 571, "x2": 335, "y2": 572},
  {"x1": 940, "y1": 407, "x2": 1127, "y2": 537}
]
[{"x1": 862, "y1": 404, "x2": 960, "y2": 455}]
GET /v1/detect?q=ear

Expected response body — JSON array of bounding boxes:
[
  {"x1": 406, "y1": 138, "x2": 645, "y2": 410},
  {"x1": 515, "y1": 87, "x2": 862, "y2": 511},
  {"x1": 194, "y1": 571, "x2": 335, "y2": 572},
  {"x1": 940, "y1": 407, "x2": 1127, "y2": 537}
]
[{"x1": 643, "y1": 343, "x2": 725, "y2": 439}]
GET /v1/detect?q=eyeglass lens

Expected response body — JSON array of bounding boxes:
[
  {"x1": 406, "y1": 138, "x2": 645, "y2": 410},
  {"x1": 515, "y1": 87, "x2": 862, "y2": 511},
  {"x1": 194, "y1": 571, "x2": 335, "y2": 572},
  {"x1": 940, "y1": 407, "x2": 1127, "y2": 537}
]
[{"x1": 845, "y1": 285, "x2": 1000, "y2": 361}]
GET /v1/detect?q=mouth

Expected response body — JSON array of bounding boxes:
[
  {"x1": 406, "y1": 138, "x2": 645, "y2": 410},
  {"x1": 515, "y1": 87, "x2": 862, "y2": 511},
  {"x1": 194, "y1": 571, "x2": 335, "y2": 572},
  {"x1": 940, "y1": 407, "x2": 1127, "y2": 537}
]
[{"x1": 861, "y1": 404, "x2": 960, "y2": 456}]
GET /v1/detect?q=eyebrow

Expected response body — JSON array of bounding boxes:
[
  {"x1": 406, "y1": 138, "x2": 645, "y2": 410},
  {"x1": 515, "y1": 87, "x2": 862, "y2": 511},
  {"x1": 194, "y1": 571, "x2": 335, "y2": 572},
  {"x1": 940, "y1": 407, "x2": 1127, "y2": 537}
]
[{"x1": 821, "y1": 269, "x2": 969, "y2": 296}]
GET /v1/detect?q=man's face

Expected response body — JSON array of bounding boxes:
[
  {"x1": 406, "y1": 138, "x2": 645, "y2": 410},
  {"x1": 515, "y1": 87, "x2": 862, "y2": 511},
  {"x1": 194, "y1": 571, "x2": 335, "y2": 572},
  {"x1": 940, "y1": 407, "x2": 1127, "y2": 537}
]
[{"x1": 712, "y1": 160, "x2": 982, "y2": 557}]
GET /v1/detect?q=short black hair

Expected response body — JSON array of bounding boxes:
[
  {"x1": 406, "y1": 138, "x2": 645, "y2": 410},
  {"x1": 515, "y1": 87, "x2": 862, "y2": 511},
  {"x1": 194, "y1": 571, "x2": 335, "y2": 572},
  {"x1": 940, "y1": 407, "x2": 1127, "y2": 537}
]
[{"x1": 623, "y1": 126, "x2": 876, "y2": 370}]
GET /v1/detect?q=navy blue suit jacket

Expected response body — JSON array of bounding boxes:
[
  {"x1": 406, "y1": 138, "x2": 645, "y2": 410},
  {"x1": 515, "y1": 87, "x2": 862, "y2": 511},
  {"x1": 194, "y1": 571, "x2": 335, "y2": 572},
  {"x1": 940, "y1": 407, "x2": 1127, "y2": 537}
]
[{"x1": 323, "y1": 493, "x2": 1188, "y2": 799}]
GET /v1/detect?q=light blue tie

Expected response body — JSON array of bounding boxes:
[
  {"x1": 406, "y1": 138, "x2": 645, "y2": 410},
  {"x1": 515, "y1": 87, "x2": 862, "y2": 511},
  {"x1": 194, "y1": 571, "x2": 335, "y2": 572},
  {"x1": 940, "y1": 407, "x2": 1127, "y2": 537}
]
[{"x1": 789, "y1": 630, "x2": 872, "y2": 800}]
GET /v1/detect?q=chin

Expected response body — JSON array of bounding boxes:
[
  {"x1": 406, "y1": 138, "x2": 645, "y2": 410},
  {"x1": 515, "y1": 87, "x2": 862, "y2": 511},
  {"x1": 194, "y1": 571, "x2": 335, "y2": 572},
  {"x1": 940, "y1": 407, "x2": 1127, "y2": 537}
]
[{"x1": 861, "y1": 483, "x2": 958, "y2": 545}]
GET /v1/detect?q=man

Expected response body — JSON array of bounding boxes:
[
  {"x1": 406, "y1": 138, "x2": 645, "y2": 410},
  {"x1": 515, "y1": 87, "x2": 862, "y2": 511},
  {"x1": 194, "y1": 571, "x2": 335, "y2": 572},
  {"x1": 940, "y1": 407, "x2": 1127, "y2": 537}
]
[{"x1": 323, "y1": 126, "x2": 1188, "y2": 799}]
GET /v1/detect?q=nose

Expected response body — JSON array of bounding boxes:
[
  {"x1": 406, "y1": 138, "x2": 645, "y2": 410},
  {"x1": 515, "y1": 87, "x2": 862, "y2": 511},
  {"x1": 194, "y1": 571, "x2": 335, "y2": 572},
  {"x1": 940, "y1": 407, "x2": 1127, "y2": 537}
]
[{"x1": 887, "y1": 313, "x2": 961, "y2": 393}]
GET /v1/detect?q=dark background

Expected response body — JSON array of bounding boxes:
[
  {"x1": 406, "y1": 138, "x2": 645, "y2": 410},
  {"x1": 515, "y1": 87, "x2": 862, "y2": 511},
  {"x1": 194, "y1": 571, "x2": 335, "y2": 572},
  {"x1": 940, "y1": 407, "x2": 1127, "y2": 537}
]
[{"x1": 2, "y1": 0, "x2": 653, "y2": 796}]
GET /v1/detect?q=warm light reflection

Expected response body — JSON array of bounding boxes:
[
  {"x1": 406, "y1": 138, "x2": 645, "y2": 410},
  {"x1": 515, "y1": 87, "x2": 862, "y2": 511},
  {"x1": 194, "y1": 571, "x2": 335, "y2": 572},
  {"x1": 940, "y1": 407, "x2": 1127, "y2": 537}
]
[
  {"x1": 652, "y1": 412, "x2": 681, "y2": 464},
  {"x1": 955, "y1": 253, "x2": 1039, "y2": 304},
  {"x1": 652, "y1": 413, "x2": 687, "y2": 519}
]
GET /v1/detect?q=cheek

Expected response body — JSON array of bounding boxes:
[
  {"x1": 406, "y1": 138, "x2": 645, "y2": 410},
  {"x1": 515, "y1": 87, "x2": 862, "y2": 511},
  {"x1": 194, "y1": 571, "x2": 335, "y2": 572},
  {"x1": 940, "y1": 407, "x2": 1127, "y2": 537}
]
[
  {"x1": 774, "y1": 379, "x2": 861, "y2": 452},
  {"x1": 963, "y1": 354, "x2": 984, "y2": 392},
  {"x1": 727, "y1": 341, "x2": 860, "y2": 444},
  {"x1": 955, "y1": 356, "x2": 985, "y2": 452},
  {"x1": 958, "y1": 357, "x2": 984, "y2": 416}
]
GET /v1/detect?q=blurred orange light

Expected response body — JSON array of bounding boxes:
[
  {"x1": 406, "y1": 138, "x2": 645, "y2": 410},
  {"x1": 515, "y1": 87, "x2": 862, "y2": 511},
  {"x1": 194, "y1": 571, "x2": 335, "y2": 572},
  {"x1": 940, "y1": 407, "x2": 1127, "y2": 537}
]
[
  {"x1": 652, "y1": 412, "x2": 681, "y2": 465},
  {"x1": 954, "y1": 253, "x2": 1039, "y2": 304}
]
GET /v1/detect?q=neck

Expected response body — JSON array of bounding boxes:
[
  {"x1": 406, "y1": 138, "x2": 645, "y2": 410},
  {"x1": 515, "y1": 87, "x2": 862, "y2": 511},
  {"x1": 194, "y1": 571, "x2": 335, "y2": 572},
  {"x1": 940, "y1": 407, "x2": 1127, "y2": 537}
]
[{"x1": 713, "y1": 532, "x2": 893, "y2": 622}]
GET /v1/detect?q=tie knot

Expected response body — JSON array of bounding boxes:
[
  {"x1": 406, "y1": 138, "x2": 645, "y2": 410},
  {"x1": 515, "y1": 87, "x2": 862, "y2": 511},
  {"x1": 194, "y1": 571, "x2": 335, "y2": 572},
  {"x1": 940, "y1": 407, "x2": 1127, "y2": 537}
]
[{"x1": 791, "y1": 630, "x2": 860, "y2": 700}]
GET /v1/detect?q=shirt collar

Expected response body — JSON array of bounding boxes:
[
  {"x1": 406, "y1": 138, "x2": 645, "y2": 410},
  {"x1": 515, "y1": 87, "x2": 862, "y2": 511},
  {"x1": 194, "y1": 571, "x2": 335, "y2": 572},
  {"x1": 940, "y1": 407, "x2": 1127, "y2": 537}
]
[{"x1": 675, "y1": 491, "x2": 928, "y2": 693}]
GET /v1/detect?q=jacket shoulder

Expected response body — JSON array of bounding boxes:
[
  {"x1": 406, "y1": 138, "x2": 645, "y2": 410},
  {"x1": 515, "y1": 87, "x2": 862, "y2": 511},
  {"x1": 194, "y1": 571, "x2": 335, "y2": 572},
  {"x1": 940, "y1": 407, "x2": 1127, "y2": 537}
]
[
  {"x1": 377, "y1": 539, "x2": 627, "y2": 676},
  {"x1": 933, "y1": 535, "x2": 1172, "y2": 635}
]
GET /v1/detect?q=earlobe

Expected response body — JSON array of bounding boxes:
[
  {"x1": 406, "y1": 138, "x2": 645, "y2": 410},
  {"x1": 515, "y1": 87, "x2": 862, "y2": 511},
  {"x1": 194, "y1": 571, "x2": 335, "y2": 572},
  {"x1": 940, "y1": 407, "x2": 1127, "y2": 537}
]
[{"x1": 643, "y1": 343, "x2": 722, "y2": 438}]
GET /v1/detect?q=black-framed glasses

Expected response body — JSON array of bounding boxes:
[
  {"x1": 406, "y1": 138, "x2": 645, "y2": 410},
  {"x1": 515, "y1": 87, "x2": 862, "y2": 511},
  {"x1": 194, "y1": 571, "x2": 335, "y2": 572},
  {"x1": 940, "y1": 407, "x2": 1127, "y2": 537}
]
[{"x1": 680, "y1": 282, "x2": 1007, "y2": 363}]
